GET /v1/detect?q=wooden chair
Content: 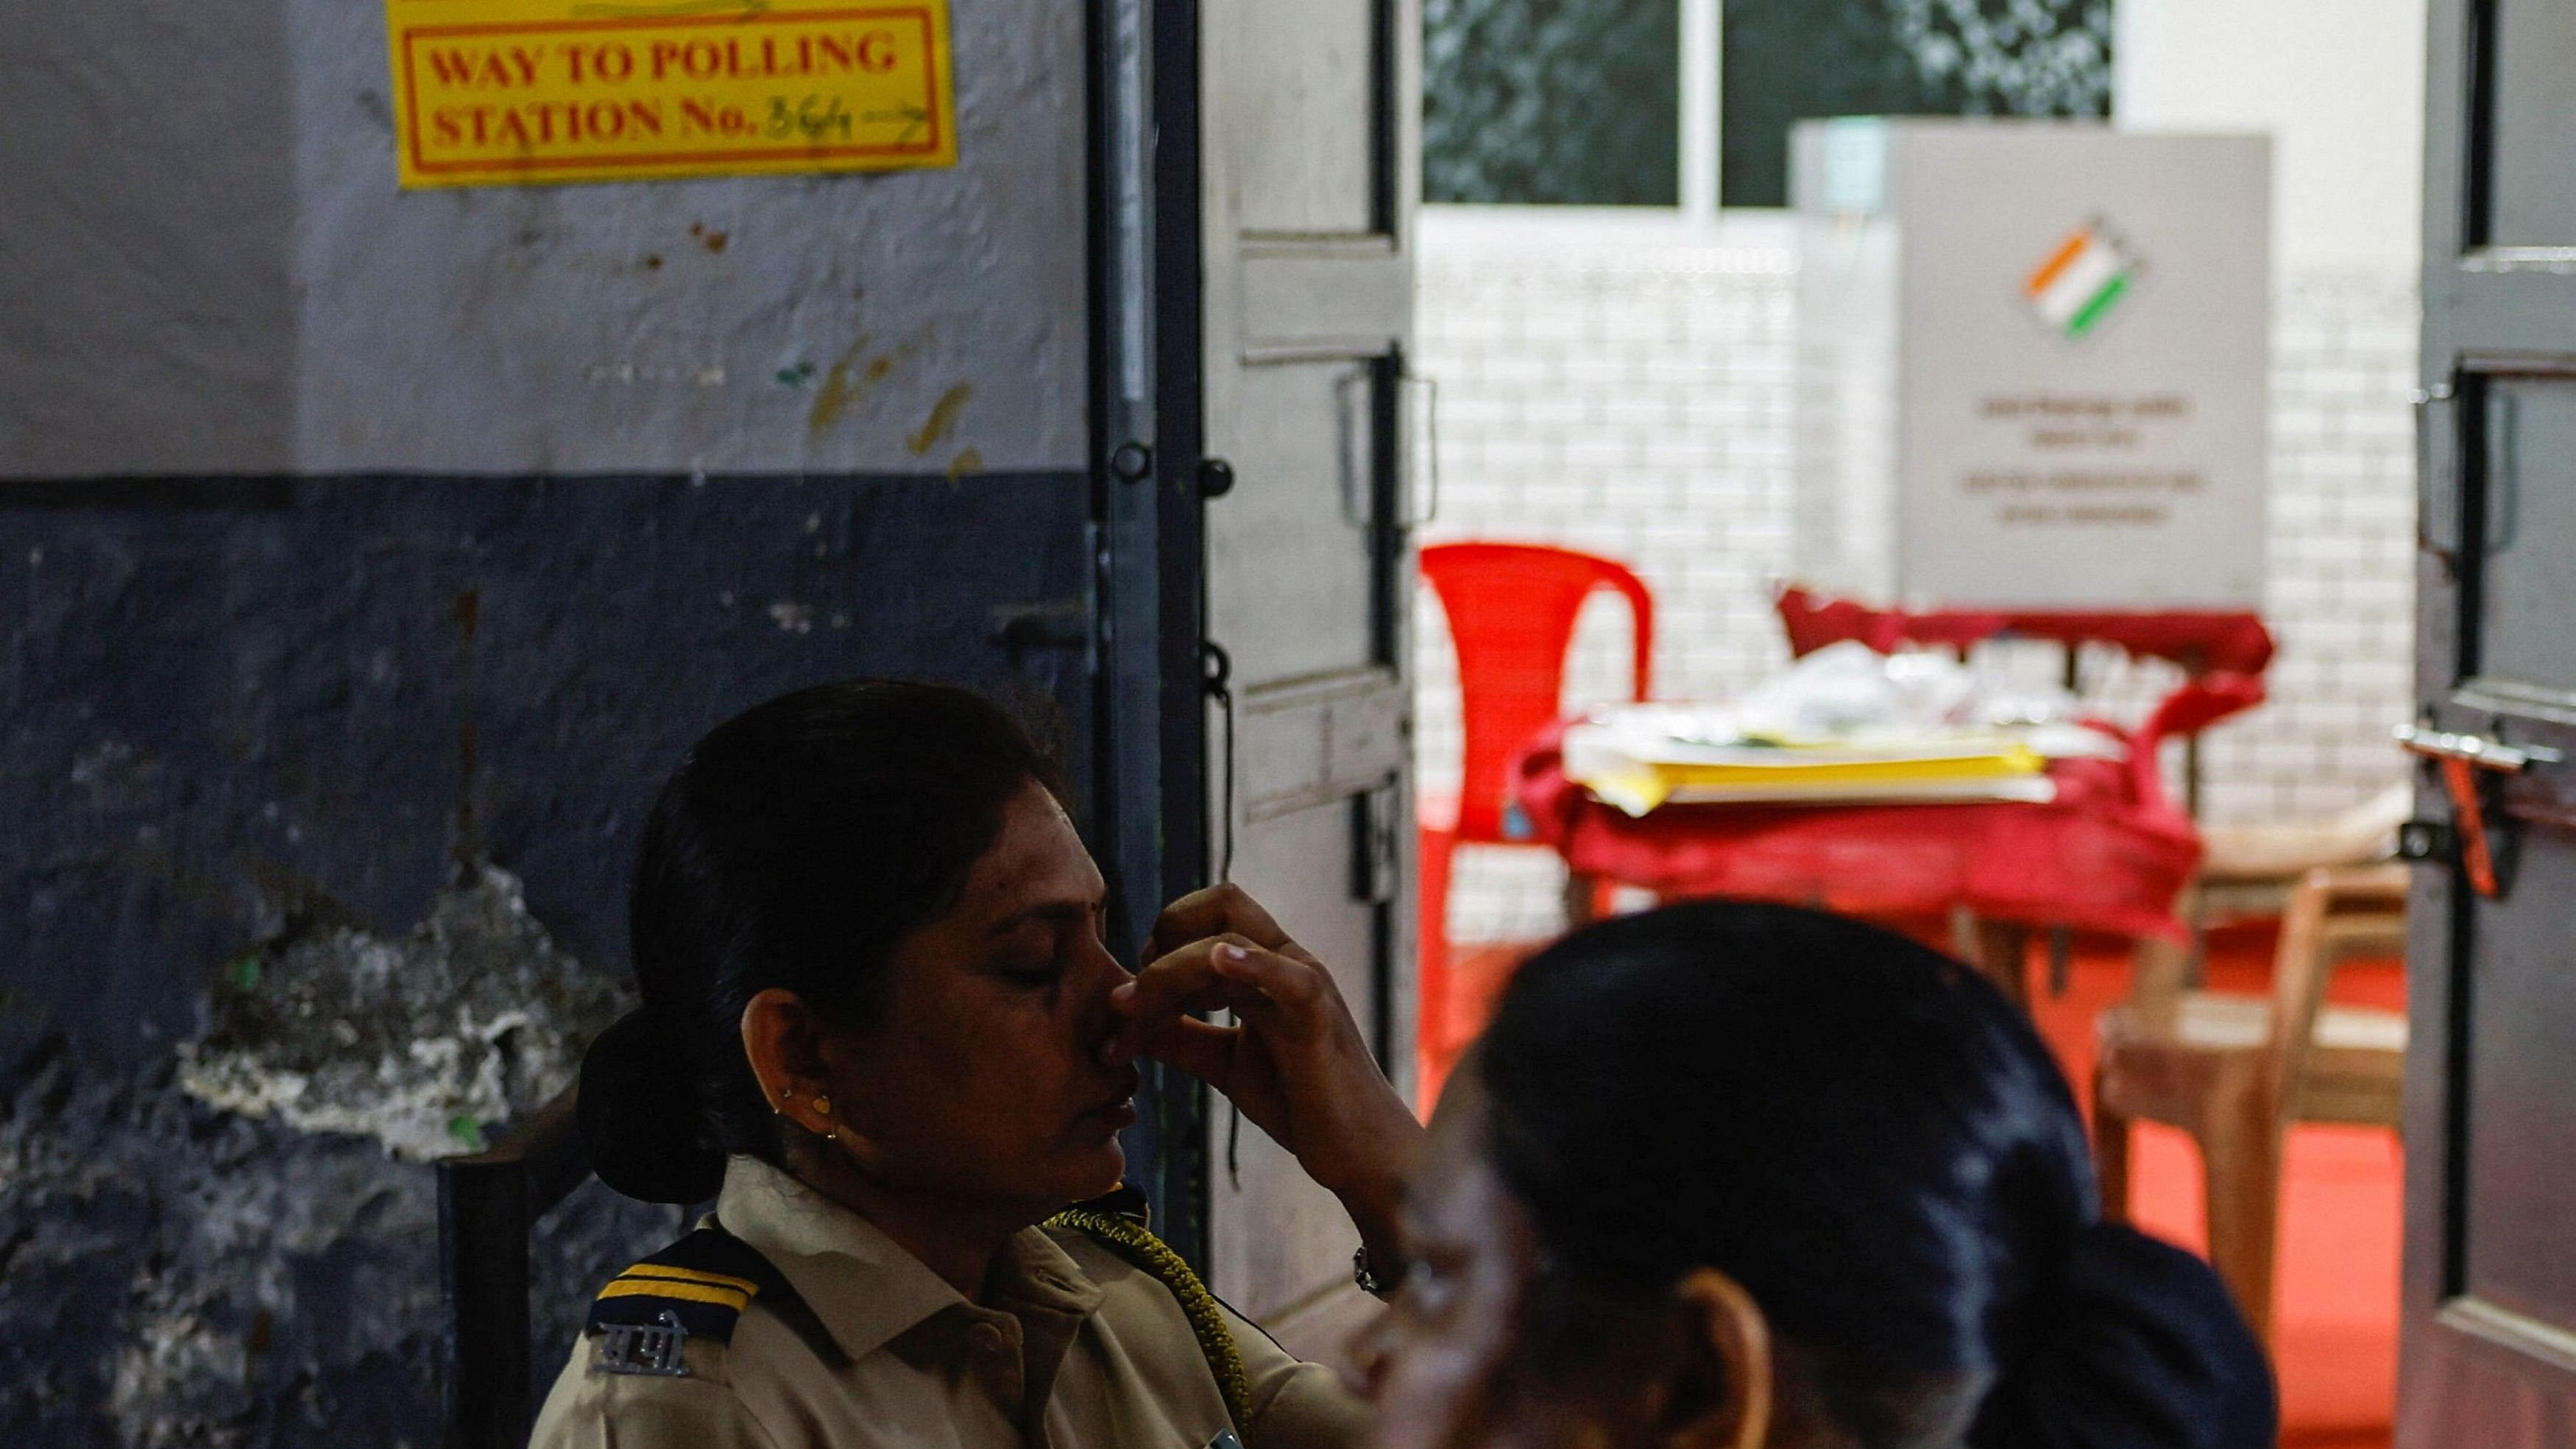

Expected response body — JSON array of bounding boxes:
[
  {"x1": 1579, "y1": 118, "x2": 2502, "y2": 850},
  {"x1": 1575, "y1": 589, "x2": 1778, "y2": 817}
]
[
  {"x1": 2092, "y1": 862, "x2": 2410, "y2": 1344},
  {"x1": 2186, "y1": 782, "x2": 2410, "y2": 957},
  {"x1": 439, "y1": 1085, "x2": 594, "y2": 1449}
]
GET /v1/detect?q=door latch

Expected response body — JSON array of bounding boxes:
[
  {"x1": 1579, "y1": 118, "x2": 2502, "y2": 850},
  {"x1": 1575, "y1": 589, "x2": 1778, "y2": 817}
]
[
  {"x1": 987, "y1": 598, "x2": 1091, "y2": 669},
  {"x1": 2396, "y1": 724, "x2": 2563, "y2": 897}
]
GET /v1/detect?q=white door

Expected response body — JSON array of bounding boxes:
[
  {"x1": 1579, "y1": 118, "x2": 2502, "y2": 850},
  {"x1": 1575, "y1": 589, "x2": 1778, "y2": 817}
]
[{"x1": 1198, "y1": 0, "x2": 1421, "y2": 1327}]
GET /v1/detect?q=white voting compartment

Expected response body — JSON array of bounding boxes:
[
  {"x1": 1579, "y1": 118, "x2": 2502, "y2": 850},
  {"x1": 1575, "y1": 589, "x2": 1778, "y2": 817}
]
[{"x1": 1791, "y1": 119, "x2": 2271, "y2": 609}]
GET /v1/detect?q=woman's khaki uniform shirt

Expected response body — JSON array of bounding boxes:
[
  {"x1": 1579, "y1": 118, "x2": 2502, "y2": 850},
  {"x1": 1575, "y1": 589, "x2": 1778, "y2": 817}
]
[{"x1": 531, "y1": 1155, "x2": 1367, "y2": 1449}]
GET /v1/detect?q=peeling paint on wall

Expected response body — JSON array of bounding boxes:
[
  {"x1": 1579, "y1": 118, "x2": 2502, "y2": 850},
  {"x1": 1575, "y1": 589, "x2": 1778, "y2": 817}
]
[
  {"x1": 0, "y1": 874, "x2": 663, "y2": 1447},
  {"x1": 179, "y1": 865, "x2": 626, "y2": 1161},
  {"x1": 1, "y1": 1050, "x2": 671, "y2": 1446}
]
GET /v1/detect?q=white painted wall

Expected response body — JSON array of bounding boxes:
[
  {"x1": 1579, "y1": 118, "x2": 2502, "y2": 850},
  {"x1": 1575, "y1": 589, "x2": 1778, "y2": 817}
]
[
  {"x1": 1, "y1": 0, "x2": 1092, "y2": 478},
  {"x1": 2115, "y1": 0, "x2": 2427, "y2": 268}
]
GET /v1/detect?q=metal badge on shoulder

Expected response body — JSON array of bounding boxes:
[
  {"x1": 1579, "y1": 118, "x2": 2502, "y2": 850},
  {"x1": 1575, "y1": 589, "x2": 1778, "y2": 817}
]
[{"x1": 596, "y1": 1308, "x2": 691, "y2": 1378}]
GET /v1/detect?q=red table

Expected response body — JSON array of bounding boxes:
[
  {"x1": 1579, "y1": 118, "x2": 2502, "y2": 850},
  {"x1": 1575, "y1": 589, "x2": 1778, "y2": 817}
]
[
  {"x1": 1506, "y1": 672, "x2": 2267, "y2": 1005},
  {"x1": 1777, "y1": 587, "x2": 2276, "y2": 817}
]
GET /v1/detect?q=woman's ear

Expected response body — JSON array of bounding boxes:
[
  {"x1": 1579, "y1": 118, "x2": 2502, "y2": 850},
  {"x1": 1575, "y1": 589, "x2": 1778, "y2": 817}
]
[
  {"x1": 741, "y1": 988, "x2": 857, "y2": 1148},
  {"x1": 1661, "y1": 1268, "x2": 1772, "y2": 1449}
]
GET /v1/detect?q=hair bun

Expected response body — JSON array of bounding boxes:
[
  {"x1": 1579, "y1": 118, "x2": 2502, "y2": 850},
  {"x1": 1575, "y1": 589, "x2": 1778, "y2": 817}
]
[
  {"x1": 1971, "y1": 1222, "x2": 2276, "y2": 1449},
  {"x1": 578, "y1": 1009, "x2": 728, "y2": 1205}
]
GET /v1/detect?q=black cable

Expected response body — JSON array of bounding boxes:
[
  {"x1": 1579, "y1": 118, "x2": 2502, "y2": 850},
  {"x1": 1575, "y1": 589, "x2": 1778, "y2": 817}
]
[
  {"x1": 1200, "y1": 641, "x2": 1242, "y2": 1190},
  {"x1": 1203, "y1": 641, "x2": 1235, "y2": 885}
]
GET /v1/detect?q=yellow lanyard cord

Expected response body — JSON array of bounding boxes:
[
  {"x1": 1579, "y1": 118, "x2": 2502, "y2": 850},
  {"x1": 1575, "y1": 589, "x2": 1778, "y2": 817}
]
[{"x1": 1044, "y1": 1207, "x2": 1255, "y2": 1439}]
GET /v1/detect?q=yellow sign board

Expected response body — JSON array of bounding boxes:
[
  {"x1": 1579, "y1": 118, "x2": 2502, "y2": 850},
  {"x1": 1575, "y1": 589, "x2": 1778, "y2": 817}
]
[{"x1": 383, "y1": 0, "x2": 955, "y2": 188}]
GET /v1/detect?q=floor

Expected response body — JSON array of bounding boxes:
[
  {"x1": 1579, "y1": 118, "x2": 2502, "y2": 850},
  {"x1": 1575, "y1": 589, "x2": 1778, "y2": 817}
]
[{"x1": 1426, "y1": 920, "x2": 2405, "y2": 1448}]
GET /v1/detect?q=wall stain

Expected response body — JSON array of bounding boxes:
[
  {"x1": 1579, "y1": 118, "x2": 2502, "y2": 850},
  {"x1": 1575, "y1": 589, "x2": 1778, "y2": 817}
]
[
  {"x1": 907, "y1": 383, "x2": 974, "y2": 456},
  {"x1": 804, "y1": 335, "x2": 916, "y2": 439},
  {"x1": 945, "y1": 448, "x2": 984, "y2": 480}
]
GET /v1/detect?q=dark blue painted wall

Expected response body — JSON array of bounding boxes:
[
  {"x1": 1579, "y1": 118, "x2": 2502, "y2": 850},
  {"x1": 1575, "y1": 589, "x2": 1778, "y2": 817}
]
[{"x1": 0, "y1": 472, "x2": 1092, "y2": 1443}]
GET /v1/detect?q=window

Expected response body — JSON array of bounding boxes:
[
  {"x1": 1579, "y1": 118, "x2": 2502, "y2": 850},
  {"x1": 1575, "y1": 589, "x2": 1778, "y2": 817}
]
[
  {"x1": 1422, "y1": 0, "x2": 1682, "y2": 207},
  {"x1": 1423, "y1": 0, "x2": 2114, "y2": 211}
]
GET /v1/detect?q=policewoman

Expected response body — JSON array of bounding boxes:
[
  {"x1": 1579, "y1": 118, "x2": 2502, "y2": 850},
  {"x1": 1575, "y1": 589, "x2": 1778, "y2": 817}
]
[{"x1": 531, "y1": 681, "x2": 1423, "y2": 1449}]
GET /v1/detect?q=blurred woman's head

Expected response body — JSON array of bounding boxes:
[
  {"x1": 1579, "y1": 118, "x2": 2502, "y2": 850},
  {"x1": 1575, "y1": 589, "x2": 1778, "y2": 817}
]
[
  {"x1": 1362, "y1": 900, "x2": 2273, "y2": 1449},
  {"x1": 580, "y1": 680, "x2": 1139, "y2": 1220}
]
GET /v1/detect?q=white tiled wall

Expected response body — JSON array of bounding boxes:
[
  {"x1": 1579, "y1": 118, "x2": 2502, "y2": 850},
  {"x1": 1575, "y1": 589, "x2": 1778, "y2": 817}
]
[{"x1": 1413, "y1": 208, "x2": 2419, "y2": 943}]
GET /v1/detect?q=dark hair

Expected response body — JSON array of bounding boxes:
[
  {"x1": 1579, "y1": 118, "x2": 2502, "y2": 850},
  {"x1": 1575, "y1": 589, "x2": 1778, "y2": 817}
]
[
  {"x1": 1477, "y1": 901, "x2": 2275, "y2": 1449},
  {"x1": 580, "y1": 679, "x2": 1066, "y2": 1204}
]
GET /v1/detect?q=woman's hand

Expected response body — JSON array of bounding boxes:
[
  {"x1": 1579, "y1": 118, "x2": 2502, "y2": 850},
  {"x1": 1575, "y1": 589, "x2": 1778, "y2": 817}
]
[{"x1": 1111, "y1": 885, "x2": 1425, "y2": 1252}]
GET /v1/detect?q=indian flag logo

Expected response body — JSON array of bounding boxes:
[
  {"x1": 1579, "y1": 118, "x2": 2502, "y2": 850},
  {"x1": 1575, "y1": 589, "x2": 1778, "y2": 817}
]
[{"x1": 2023, "y1": 220, "x2": 2140, "y2": 340}]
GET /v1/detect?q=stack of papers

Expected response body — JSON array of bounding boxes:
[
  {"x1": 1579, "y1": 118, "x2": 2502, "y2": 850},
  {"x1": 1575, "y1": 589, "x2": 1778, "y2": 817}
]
[{"x1": 1561, "y1": 705, "x2": 2123, "y2": 817}]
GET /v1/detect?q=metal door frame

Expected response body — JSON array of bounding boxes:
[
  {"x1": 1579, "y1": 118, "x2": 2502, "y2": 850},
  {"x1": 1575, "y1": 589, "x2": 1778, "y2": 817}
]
[{"x1": 1087, "y1": 0, "x2": 1216, "y2": 1266}]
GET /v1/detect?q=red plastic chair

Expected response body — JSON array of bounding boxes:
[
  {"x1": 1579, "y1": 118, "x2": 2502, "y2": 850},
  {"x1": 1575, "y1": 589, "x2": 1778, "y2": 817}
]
[
  {"x1": 1775, "y1": 586, "x2": 2276, "y2": 676},
  {"x1": 1418, "y1": 543, "x2": 1653, "y2": 1095},
  {"x1": 2115, "y1": 671, "x2": 2268, "y2": 817},
  {"x1": 1423, "y1": 545, "x2": 1656, "y2": 842}
]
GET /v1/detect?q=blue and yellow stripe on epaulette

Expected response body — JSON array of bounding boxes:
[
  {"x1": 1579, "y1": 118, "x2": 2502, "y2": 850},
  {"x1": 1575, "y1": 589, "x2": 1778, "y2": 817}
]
[{"x1": 587, "y1": 1224, "x2": 797, "y2": 1367}]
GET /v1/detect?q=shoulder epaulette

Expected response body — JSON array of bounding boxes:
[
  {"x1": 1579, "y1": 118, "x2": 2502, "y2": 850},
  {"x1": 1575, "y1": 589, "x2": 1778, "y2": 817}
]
[
  {"x1": 588, "y1": 1225, "x2": 793, "y2": 1366},
  {"x1": 585, "y1": 1221, "x2": 849, "y2": 1377}
]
